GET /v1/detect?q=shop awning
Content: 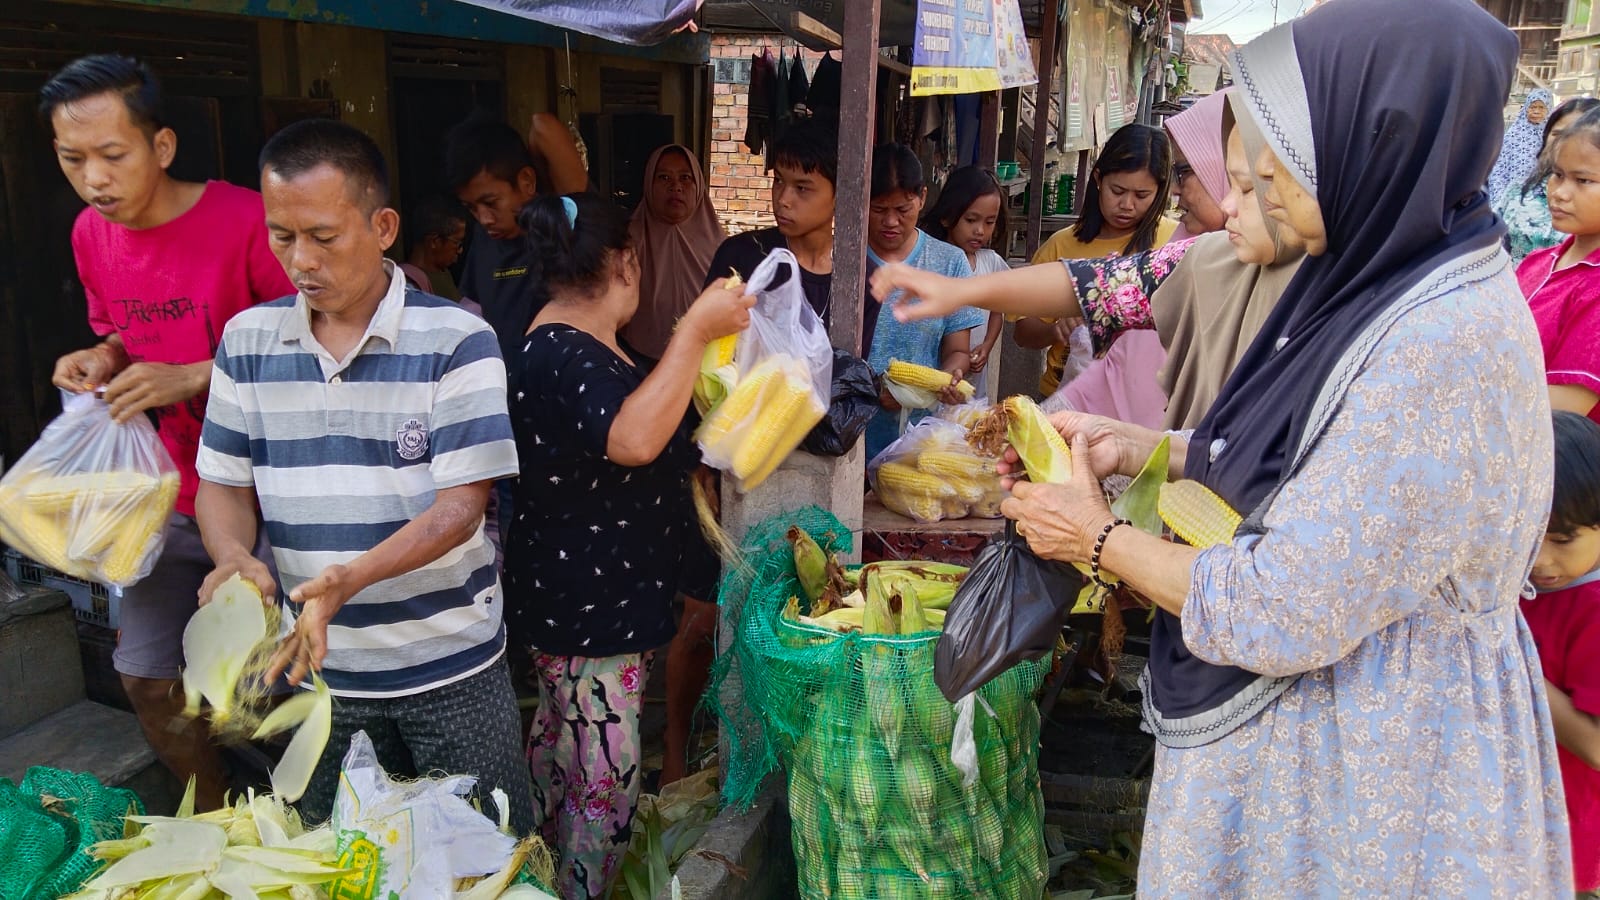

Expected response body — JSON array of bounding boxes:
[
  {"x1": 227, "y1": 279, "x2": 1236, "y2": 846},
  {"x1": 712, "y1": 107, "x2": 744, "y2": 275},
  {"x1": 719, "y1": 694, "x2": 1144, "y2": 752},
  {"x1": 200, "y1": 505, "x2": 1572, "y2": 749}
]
[{"x1": 450, "y1": 0, "x2": 703, "y2": 45}]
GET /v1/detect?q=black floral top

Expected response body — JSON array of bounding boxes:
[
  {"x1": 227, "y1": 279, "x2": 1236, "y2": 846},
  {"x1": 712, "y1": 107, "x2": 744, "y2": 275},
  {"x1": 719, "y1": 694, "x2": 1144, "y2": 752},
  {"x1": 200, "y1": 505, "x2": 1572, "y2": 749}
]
[
  {"x1": 503, "y1": 325, "x2": 718, "y2": 657},
  {"x1": 1063, "y1": 237, "x2": 1197, "y2": 352}
]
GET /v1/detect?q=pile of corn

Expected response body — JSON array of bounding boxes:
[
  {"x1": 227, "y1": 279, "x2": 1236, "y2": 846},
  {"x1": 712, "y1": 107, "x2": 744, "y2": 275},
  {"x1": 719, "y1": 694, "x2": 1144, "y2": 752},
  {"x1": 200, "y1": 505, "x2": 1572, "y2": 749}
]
[
  {"x1": 0, "y1": 469, "x2": 179, "y2": 586},
  {"x1": 871, "y1": 419, "x2": 1004, "y2": 524},
  {"x1": 776, "y1": 530, "x2": 1048, "y2": 899},
  {"x1": 695, "y1": 327, "x2": 827, "y2": 491}
]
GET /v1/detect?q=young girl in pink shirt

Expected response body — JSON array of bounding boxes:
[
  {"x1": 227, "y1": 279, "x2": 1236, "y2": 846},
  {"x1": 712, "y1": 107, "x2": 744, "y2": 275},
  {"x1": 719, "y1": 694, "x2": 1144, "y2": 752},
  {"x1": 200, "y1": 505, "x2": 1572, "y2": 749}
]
[{"x1": 1517, "y1": 105, "x2": 1600, "y2": 424}]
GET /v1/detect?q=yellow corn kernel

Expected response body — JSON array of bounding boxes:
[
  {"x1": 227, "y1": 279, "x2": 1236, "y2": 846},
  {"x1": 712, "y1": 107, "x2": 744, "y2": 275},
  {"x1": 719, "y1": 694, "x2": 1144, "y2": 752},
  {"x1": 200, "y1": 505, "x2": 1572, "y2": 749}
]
[
  {"x1": 704, "y1": 333, "x2": 737, "y2": 370},
  {"x1": 877, "y1": 485, "x2": 948, "y2": 523},
  {"x1": 886, "y1": 360, "x2": 958, "y2": 393},
  {"x1": 915, "y1": 450, "x2": 996, "y2": 480},
  {"x1": 876, "y1": 461, "x2": 957, "y2": 499},
  {"x1": 1159, "y1": 480, "x2": 1243, "y2": 549},
  {"x1": 20, "y1": 472, "x2": 167, "y2": 514},
  {"x1": 696, "y1": 361, "x2": 779, "y2": 454},
  {"x1": 731, "y1": 374, "x2": 815, "y2": 479},
  {"x1": 738, "y1": 394, "x2": 825, "y2": 490}
]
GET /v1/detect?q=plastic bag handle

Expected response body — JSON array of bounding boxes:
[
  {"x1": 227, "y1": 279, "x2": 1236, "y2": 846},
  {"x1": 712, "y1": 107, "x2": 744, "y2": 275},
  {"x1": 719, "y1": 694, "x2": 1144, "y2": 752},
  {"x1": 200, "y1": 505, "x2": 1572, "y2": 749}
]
[{"x1": 743, "y1": 246, "x2": 801, "y2": 296}]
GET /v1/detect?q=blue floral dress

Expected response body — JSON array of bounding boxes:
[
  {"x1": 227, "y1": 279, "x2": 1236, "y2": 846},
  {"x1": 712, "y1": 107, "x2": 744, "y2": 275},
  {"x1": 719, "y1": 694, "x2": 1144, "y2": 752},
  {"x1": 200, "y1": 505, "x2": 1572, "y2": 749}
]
[{"x1": 1139, "y1": 264, "x2": 1571, "y2": 896}]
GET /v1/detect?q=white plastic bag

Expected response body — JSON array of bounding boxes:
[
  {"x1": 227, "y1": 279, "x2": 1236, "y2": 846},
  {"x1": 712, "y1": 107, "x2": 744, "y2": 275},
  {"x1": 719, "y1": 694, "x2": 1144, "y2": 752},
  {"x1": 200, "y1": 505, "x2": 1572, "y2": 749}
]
[
  {"x1": 696, "y1": 248, "x2": 831, "y2": 491},
  {"x1": 330, "y1": 731, "x2": 518, "y2": 899},
  {"x1": 0, "y1": 392, "x2": 178, "y2": 587},
  {"x1": 867, "y1": 417, "x2": 1004, "y2": 523}
]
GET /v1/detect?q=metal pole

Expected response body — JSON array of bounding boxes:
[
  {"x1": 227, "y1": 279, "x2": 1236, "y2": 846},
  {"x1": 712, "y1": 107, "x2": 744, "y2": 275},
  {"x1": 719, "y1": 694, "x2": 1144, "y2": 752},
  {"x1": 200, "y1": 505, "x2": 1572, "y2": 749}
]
[
  {"x1": 829, "y1": 0, "x2": 882, "y2": 358},
  {"x1": 1026, "y1": 0, "x2": 1062, "y2": 257}
]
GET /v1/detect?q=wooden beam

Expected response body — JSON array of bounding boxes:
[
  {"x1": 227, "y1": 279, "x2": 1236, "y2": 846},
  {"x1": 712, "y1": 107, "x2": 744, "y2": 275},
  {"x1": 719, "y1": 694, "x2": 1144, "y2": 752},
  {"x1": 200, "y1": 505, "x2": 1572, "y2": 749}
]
[
  {"x1": 1026, "y1": 0, "x2": 1061, "y2": 257},
  {"x1": 829, "y1": 0, "x2": 881, "y2": 359},
  {"x1": 978, "y1": 90, "x2": 1002, "y2": 169},
  {"x1": 788, "y1": 11, "x2": 909, "y2": 76}
]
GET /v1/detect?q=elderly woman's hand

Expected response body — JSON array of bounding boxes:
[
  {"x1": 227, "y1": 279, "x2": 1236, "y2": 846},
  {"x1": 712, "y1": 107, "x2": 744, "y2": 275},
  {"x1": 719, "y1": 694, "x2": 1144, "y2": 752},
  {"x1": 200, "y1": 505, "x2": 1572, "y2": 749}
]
[
  {"x1": 995, "y1": 409, "x2": 1137, "y2": 487},
  {"x1": 1000, "y1": 434, "x2": 1117, "y2": 564},
  {"x1": 680, "y1": 281, "x2": 756, "y2": 345}
]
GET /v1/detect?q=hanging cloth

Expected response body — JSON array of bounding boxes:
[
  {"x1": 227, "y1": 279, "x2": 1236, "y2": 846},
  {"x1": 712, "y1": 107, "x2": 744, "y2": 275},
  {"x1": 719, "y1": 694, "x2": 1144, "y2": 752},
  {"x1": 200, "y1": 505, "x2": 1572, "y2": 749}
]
[
  {"x1": 809, "y1": 52, "x2": 843, "y2": 129},
  {"x1": 744, "y1": 48, "x2": 777, "y2": 156},
  {"x1": 788, "y1": 53, "x2": 811, "y2": 109}
]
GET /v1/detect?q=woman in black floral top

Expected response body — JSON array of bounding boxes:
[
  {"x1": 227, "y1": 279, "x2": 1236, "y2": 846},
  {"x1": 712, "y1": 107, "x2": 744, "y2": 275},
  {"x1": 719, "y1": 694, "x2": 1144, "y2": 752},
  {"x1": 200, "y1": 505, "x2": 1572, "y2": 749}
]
[{"x1": 505, "y1": 192, "x2": 751, "y2": 899}]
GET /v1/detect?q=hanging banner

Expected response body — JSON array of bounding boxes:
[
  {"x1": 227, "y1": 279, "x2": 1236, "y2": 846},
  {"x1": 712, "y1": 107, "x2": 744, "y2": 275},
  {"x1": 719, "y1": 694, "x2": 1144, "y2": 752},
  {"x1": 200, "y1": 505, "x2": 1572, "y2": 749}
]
[
  {"x1": 993, "y1": 0, "x2": 1038, "y2": 90},
  {"x1": 1105, "y1": 64, "x2": 1126, "y2": 131},
  {"x1": 912, "y1": 0, "x2": 1036, "y2": 96}
]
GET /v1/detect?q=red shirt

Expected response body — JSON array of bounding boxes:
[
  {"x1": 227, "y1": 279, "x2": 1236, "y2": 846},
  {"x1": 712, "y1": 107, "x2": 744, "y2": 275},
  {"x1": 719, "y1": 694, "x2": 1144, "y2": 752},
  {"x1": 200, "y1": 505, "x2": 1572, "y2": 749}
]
[
  {"x1": 1522, "y1": 581, "x2": 1600, "y2": 891},
  {"x1": 71, "y1": 181, "x2": 292, "y2": 516},
  {"x1": 1517, "y1": 238, "x2": 1600, "y2": 425}
]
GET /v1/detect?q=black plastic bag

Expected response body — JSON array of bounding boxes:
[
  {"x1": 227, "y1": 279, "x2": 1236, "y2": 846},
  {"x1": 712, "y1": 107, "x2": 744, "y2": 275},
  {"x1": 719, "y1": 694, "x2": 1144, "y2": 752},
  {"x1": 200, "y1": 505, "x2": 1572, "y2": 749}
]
[
  {"x1": 801, "y1": 348, "x2": 879, "y2": 457},
  {"x1": 934, "y1": 521, "x2": 1084, "y2": 701}
]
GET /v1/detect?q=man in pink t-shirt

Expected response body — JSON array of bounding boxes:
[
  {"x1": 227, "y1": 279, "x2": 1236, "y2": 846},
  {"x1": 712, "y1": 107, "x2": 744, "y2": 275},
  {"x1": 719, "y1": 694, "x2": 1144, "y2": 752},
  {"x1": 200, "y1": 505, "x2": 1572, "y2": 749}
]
[{"x1": 42, "y1": 54, "x2": 289, "y2": 809}]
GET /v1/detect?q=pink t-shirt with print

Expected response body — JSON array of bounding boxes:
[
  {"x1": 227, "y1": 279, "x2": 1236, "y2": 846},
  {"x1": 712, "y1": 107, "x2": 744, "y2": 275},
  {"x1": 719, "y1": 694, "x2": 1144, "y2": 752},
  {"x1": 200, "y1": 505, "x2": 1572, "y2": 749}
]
[
  {"x1": 71, "y1": 180, "x2": 292, "y2": 516},
  {"x1": 1517, "y1": 237, "x2": 1600, "y2": 425}
]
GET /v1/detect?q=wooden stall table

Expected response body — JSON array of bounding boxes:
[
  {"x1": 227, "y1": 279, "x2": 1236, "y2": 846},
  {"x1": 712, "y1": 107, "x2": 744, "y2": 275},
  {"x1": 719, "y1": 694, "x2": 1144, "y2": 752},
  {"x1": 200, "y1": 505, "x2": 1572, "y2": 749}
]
[{"x1": 860, "y1": 491, "x2": 1005, "y2": 567}]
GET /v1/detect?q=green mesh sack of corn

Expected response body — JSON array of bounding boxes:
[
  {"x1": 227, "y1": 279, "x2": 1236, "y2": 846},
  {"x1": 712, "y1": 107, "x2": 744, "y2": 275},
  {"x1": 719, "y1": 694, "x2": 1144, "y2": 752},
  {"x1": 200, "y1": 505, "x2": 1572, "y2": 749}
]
[
  {"x1": 0, "y1": 766, "x2": 143, "y2": 899},
  {"x1": 709, "y1": 507, "x2": 1050, "y2": 900}
]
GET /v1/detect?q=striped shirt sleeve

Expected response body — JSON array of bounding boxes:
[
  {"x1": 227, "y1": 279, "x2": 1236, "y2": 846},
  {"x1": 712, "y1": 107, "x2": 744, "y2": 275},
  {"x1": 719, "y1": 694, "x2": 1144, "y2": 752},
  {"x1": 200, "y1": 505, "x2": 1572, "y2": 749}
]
[
  {"x1": 430, "y1": 325, "x2": 519, "y2": 489},
  {"x1": 197, "y1": 334, "x2": 256, "y2": 487}
]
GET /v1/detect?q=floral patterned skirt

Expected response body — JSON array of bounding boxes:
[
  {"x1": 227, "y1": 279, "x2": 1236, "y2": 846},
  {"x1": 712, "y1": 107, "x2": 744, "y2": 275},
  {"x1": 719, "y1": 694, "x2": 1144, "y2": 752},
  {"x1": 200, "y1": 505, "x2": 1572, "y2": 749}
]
[{"x1": 527, "y1": 650, "x2": 651, "y2": 899}]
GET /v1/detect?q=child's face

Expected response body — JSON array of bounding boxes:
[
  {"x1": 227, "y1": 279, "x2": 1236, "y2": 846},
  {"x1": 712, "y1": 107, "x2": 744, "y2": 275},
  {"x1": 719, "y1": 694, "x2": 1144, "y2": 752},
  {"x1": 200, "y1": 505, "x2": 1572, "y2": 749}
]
[
  {"x1": 771, "y1": 163, "x2": 835, "y2": 241},
  {"x1": 1545, "y1": 137, "x2": 1600, "y2": 237},
  {"x1": 1533, "y1": 525, "x2": 1600, "y2": 591},
  {"x1": 947, "y1": 191, "x2": 1002, "y2": 255}
]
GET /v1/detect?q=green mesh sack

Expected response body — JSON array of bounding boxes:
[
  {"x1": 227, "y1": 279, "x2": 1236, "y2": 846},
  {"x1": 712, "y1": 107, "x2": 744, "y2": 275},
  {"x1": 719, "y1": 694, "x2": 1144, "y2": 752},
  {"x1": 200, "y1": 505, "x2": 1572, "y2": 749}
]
[
  {"x1": 708, "y1": 508, "x2": 1050, "y2": 900},
  {"x1": 0, "y1": 767, "x2": 142, "y2": 899}
]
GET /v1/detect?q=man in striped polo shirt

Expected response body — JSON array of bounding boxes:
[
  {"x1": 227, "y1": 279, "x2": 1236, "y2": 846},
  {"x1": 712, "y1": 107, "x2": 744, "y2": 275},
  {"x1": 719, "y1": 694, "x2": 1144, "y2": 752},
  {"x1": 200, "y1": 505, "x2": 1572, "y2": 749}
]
[{"x1": 194, "y1": 119, "x2": 531, "y2": 830}]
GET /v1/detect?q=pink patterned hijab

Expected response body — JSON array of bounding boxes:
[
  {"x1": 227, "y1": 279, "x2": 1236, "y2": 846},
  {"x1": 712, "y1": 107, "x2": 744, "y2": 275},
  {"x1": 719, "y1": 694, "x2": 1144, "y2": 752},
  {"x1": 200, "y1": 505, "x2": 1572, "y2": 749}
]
[{"x1": 1164, "y1": 90, "x2": 1231, "y2": 241}]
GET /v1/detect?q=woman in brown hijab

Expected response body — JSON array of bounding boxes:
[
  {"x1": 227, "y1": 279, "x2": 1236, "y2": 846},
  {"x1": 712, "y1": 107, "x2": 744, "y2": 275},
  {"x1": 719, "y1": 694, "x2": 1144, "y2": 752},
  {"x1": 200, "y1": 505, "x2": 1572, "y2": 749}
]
[
  {"x1": 620, "y1": 145, "x2": 727, "y2": 361},
  {"x1": 621, "y1": 144, "x2": 726, "y2": 786}
]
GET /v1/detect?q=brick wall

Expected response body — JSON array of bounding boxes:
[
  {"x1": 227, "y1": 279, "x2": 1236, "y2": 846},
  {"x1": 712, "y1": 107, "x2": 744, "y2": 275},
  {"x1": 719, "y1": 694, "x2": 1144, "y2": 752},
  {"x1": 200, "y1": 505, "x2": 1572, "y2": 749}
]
[{"x1": 707, "y1": 34, "x2": 827, "y2": 235}]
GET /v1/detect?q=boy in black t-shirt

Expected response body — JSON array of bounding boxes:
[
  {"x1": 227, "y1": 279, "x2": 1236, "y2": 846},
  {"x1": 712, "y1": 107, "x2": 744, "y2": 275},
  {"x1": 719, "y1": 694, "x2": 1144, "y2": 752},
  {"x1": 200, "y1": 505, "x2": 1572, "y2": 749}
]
[
  {"x1": 445, "y1": 114, "x2": 589, "y2": 359},
  {"x1": 703, "y1": 120, "x2": 838, "y2": 326},
  {"x1": 446, "y1": 118, "x2": 541, "y2": 359}
]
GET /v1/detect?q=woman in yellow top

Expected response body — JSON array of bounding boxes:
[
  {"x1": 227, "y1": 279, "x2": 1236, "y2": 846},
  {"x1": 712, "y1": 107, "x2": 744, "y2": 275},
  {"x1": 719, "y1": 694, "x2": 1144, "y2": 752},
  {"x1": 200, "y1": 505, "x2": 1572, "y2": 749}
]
[{"x1": 1020, "y1": 123, "x2": 1178, "y2": 395}]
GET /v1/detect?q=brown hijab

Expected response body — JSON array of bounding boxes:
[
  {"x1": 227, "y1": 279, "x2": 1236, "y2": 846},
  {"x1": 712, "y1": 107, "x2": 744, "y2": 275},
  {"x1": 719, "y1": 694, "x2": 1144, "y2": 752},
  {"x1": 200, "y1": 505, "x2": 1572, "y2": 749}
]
[
  {"x1": 1153, "y1": 94, "x2": 1305, "y2": 430},
  {"x1": 620, "y1": 145, "x2": 726, "y2": 359}
]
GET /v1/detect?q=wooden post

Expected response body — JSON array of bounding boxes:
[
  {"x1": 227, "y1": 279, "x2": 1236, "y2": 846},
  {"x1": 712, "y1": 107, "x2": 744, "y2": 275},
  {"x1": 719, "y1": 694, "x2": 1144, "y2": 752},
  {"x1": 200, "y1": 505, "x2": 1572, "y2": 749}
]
[
  {"x1": 830, "y1": 0, "x2": 882, "y2": 358},
  {"x1": 978, "y1": 91, "x2": 1002, "y2": 169},
  {"x1": 1025, "y1": 0, "x2": 1061, "y2": 257}
]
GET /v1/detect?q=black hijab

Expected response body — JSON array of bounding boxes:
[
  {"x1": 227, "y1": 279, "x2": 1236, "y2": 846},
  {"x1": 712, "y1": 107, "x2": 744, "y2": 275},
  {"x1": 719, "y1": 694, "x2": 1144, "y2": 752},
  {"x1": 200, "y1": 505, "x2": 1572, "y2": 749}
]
[{"x1": 1145, "y1": 0, "x2": 1520, "y2": 728}]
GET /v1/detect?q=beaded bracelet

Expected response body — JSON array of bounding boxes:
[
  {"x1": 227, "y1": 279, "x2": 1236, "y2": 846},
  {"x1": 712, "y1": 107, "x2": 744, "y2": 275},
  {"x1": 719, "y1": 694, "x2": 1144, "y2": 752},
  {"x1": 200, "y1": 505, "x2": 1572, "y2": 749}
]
[{"x1": 1090, "y1": 517, "x2": 1133, "y2": 589}]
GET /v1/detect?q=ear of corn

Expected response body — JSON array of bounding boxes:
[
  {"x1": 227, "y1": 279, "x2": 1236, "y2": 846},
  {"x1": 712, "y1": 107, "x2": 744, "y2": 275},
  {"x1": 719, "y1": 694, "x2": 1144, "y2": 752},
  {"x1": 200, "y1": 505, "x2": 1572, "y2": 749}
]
[
  {"x1": 181, "y1": 574, "x2": 269, "y2": 723},
  {"x1": 915, "y1": 450, "x2": 995, "y2": 480},
  {"x1": 1159, "y1": 479, "x2": 1243, "y2": 549},
  {"x1": 731, "y1": 375, "x2": 814, "y2": 479},
  {"x1": 698, "y1": 354, "x2": 824, "y2": 491},
  {"x1": 998, "y1": 395, "x2": 1072, "y2": 484},
  {"x1": 696, "y1": 359, "x2": 779, "y2": 454},
  {"x1": 886, "y1": 360, "x2": 976, "y2": 400}
]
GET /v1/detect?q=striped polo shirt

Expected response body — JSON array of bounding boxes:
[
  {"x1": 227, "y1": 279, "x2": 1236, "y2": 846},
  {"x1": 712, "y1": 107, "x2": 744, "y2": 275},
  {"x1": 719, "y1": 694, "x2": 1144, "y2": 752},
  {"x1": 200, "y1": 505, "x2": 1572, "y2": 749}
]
[{"x1": 197, "y1": 262, "x2": 519, "y2": 698}]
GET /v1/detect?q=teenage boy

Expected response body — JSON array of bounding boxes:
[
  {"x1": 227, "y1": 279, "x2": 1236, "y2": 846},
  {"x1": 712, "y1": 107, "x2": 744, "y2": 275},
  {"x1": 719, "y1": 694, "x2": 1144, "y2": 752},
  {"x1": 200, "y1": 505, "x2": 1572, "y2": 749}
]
[
  {"x1": 42, "y1": 54, "x2": 289, "y2": 810},
  {"x1": 702, "y1": 119, "x2": 838, "y2": 324},
  {"x1": 661, "y1": 120, "x2": 841, "y2": 785},
  {"x1": 445, "y1": 113, "x2": 590, "y2": 359},
  {"x1": 195, "y1": 119, "x2": 532, "y2": 830}
]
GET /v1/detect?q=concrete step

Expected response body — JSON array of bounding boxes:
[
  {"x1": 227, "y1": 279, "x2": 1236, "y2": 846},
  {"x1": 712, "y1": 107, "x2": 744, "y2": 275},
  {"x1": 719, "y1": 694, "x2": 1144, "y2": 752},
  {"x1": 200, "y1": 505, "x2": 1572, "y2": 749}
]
[
  {"x1": 0, "y1": 698, "x2": 183, "y2": 814},
  {"x1": 0, "y1": 587, "x2": 87, "y2": 739}
]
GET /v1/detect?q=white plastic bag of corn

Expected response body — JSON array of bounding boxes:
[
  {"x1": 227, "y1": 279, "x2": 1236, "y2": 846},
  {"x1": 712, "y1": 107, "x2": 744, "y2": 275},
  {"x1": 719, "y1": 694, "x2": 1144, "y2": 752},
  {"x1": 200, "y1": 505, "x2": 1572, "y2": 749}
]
[
  {"x1": 867, "y1": 417, "x2": 1004, "y2": 523},
  {"x1": 0, "y1": 392, "x2": 178, "y2": 587},
  {"x1": 696, "y1": 248, "x2": 831, "y2": 492}
]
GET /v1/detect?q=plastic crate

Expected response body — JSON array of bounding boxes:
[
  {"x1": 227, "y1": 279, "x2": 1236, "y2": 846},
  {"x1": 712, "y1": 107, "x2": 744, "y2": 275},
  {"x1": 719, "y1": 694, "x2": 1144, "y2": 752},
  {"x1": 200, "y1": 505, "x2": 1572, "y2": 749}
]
[{"x1": 2, "y1": 547, "x2": 119, "y2": 629}]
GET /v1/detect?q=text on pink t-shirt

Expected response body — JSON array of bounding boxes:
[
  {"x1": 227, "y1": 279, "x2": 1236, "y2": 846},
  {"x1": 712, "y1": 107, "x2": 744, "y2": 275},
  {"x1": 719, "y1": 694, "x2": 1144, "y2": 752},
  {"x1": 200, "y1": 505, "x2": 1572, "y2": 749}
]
[{"x1": 70, "y1": 180, "x2": 292, "y2": 516}]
